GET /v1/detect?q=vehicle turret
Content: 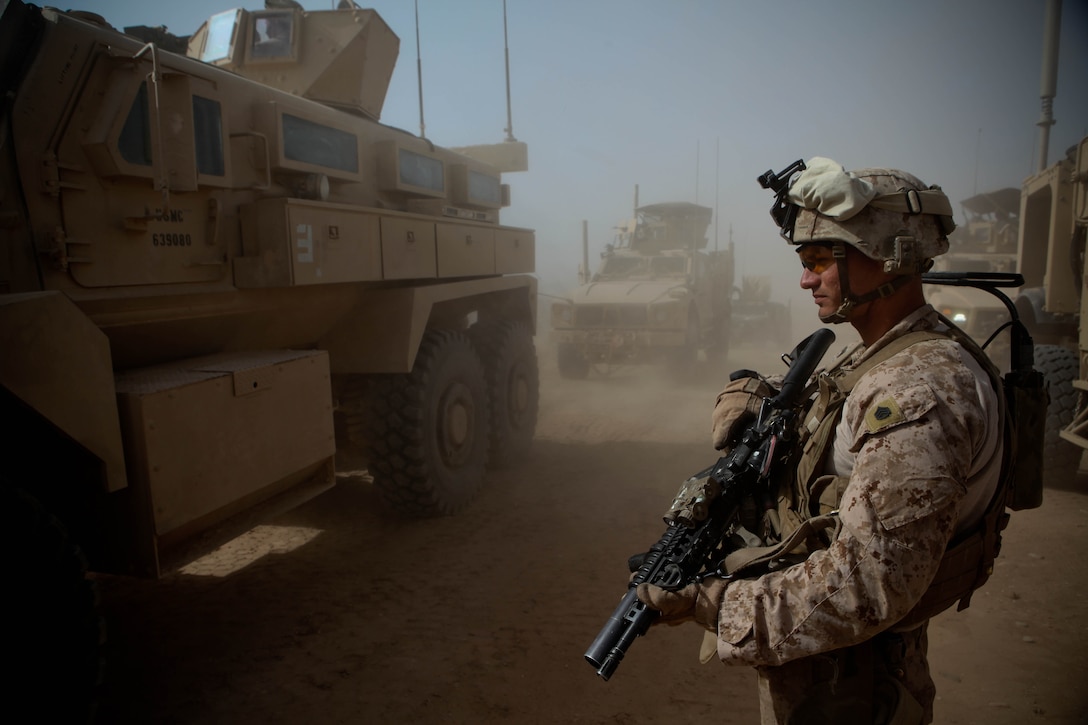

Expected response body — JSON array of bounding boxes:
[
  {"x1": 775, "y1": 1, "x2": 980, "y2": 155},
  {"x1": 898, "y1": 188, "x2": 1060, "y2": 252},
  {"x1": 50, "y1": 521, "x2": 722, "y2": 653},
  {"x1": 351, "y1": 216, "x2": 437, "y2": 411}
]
[
  {"x1": 187, "y1": 1, "x2": 399, "y2": 120},
  {"x1": 626, "y1": 201, "x2": 713, "y2": 253}
]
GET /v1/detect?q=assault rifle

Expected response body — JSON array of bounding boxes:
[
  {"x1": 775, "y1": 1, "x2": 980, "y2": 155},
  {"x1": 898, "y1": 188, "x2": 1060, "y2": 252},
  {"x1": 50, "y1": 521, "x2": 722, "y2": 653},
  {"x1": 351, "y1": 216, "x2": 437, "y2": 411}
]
[{"x1": 584, "y1": 327, "x2": 836, "y2": 681}]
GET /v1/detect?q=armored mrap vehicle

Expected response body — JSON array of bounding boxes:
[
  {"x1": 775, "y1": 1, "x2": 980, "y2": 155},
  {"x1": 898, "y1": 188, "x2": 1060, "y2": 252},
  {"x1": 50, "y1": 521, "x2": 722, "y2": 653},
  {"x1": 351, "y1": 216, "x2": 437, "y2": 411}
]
[
  {"x1": 926, "y1": 188, "x2": 1021, "y2": 356},
  {"x1": 550, "y1": 201, "x2": 733, "y2": 378},
  {"x1": 1017, "y1": 135, "x2": 1088, "y2": 481},
  {"x1": 926, "y1": 0, "x2": 1085, "y2": 483},
  {"x1": 925, "y1": 165, "x2": 1084, "y2": 482},
  {"x1": 0, "y1": 0, "x2": 537, "y2": 714}
]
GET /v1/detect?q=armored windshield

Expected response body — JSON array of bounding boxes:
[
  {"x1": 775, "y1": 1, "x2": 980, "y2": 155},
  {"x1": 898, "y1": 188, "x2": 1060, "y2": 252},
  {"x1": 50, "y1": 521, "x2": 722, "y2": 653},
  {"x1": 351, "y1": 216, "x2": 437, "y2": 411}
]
[
  {"x1": 250, "y1": 10, "x2": 296, "y2": 61},
  {"x1": 200, "y1": 10, "x2": 240, "y2": 63},
  {"x1": 597, "y1": 256, "x2": 644, "y2": 280},
  {"x1": 649, "y1": 256, "x2": 687, "y2": 277},
  {"x1": 596, "y1": 254, "x2": 687, "y2": 280}
]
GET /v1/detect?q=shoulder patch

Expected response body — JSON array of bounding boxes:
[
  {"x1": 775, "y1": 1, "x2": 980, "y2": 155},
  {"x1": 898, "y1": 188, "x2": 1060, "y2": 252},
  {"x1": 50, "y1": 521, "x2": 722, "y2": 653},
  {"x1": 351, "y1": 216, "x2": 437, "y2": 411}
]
[{"x1": 864, "y1": 396, "x2": 906, "y2": 433}]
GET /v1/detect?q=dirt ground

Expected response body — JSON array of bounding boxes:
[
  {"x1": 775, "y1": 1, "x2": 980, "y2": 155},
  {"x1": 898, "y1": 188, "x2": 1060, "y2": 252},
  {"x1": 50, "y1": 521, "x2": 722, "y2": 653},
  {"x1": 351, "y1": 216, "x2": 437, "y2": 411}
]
[{"x1": 95, "y1": 337, "x2": 1088, "y2": 724}]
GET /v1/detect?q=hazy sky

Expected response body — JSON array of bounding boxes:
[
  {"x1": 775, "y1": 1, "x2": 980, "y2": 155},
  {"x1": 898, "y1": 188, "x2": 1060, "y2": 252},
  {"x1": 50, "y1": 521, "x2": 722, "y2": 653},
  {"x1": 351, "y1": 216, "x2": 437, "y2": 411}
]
[{"x1": 56, "y1": 0, "x2": 1088, "y2": 307}]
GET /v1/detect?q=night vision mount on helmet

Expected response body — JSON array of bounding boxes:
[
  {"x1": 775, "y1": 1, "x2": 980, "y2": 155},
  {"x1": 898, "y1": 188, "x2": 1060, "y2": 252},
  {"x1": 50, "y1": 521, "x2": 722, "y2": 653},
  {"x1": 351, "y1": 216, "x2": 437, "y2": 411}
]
[
  {"x1": 758, "y1": 157, "x2": 956, "y2": 323},
  {"x1": 761, "y1": 157, "x2": 955, "y2": 272}
]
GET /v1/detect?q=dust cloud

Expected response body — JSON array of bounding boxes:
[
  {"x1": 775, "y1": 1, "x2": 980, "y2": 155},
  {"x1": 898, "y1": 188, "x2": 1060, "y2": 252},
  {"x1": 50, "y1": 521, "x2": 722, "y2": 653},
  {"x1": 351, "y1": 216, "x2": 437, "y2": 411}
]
[
  {"x1": 95, "y1": 322, "x2": 1088, "y2": 725},
  {"x1": 532, "y1": 298, "x2": 860, "y2": 452},
  {"x1": 534, "y1": 332, "x2": 809, "y2": 449}
]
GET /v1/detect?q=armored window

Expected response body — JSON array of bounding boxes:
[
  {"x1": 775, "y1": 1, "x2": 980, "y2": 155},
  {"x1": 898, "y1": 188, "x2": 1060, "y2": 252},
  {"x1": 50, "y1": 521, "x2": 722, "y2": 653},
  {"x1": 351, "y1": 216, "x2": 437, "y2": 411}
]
[
  {"x1": 281, "y1": 114, "x2": 359, "y2": 173},
  {"x1": 398, "y1": 148, "x2": 444, "y2": 192},
  {"x1": 192, "y1": 96, "x2": 225, "y2": 176},
  {"x1": 201, "y1": 10, "x2": 241, "y2": 63},
  {"x1": 467, "y1": 170, "x2": 501, "y2": 206},
  {"x1": 118, "y1": 83, "x2": 152, "y2": 167},
  {"x1": 373, "y1": 141, "x2": 444, "y2": 196},
  {"x1": 599, "y1": 256, "x2": 643, "y2": 279},
  {"x1": 650, "y1": 256, "x2": 686, "y2": 276},
  {"x1": 250, "y1": 11, "x2": 296, "y2": 61}
]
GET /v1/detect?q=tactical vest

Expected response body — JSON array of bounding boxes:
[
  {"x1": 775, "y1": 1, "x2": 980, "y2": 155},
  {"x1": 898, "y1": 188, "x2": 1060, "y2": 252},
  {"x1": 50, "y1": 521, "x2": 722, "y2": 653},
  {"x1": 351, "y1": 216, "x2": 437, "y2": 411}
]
[{"x1": 722, "y1": 319, "x2": 1044, "y2": 627}]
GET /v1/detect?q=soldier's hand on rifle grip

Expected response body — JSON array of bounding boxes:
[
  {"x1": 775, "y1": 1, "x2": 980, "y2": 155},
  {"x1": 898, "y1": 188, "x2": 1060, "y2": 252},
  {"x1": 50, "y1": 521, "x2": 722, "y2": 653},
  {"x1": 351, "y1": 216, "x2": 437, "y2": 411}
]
[
  {"x1": 711, "y1": 375, "x2": 775, "y2": 450},
  {"x1": 635, "y1": 579, "x2": 730, "y2": 633}
]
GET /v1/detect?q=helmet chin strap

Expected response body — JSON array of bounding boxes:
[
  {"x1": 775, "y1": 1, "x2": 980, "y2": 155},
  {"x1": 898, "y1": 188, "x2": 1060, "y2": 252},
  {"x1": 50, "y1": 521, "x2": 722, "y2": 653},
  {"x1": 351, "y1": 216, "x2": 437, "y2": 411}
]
[{"x1": 819, "y1": 242, "x2": 911, "y2": 324}]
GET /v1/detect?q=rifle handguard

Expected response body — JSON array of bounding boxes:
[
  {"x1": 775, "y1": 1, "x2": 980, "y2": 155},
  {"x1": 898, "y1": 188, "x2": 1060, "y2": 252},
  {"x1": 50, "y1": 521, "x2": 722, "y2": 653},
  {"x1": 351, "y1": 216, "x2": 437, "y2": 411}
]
[{"x1": 584, "y1": 328, "x2": 836, "y2": 681}]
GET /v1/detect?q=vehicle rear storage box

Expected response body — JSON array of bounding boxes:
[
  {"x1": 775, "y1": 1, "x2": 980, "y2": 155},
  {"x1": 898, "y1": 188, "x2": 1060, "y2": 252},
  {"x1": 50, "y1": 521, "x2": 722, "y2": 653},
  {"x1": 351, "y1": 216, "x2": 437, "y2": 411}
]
[{"x1": 114, "y1": 350, "x2": 335, "y2": 572}]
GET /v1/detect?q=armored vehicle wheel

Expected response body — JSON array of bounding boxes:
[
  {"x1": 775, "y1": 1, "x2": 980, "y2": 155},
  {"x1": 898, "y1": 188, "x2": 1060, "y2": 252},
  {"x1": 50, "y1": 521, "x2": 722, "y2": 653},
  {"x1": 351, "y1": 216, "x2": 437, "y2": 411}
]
[
  {"x1": 367, "y1": 328, "x2": 490, "y2": 516},
  {"x1": 2, "y1": 484, "x2": 104, "y2": 723},
  {"x1": 470, "y1": 320, "x2": 540, "y2": 468},
  {"x1": 557, "y1": 342, "x2": 590, "y2": 379},
  {"x1": 1034, "y1": 344, "x2": 1081, "y2": 482}
]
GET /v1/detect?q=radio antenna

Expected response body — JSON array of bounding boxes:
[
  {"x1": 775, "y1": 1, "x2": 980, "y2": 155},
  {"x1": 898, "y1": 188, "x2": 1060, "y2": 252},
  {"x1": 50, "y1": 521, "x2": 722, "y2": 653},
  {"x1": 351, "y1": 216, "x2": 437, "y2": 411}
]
[
  {"x1": 695, "y1": 140, "x2": 700, "y2": 204},
  {"x1": 503, "y1": 0, "x2": 517, "y2": 141},
  {"x1": 415, "y1": 0, "x2": 426, "y2": 139},
  {"x1": 714, "y1": 137, "x2": 720, "y2": 253}
]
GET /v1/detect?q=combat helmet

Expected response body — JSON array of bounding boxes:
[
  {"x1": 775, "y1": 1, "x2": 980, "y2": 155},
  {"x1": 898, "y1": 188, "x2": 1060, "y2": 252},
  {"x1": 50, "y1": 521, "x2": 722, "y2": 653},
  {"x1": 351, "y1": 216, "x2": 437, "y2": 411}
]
[{"x1": 758, "y1": 157, "x2": 956, "y2": 322}]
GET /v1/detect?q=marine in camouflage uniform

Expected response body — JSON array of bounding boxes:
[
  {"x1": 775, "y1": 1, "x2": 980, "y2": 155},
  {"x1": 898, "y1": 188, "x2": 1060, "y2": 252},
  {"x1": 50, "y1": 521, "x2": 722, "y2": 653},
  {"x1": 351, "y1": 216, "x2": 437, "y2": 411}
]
[{"x1": 637, "y1": 159, "x2": 1003, "y2": 724}]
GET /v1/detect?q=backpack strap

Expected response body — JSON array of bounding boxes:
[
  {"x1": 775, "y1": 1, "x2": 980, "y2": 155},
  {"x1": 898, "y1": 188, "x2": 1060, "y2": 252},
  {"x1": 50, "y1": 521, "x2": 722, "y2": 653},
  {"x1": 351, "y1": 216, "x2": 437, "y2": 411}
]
[
  {"x1": 895, "y1": 315, "x2": 1016, "y2": 625},
  {"x1": 792, "y1": 330, "x2": 948, "y2": 507},
  {"x1": 722, "y1": 512, "x2": 842, "y2": 577},
  {"x1": 837, "y1": 330, "x2": 951, "y2": 392}
]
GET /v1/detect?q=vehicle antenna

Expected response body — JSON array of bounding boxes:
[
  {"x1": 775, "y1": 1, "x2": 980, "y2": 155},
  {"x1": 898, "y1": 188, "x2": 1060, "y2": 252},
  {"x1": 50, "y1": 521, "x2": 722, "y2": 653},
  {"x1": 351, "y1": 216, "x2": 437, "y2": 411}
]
[
  {"x1": 415, "y1": 0, "x2": 426, "y2": 139},
  {"x1": 695, "y1": 139, "x2": 700, "y2": 205},
  {"x1": 974, "y1": 127, "x2": 981, "y2": 196},
  {"x1": 1035, "y1": 0, "x2": 1061, "y2": 172},
  {"x1": 714, "y1": 137, "x2": 720, "y2": 253},
  {"x1": 503, "y1": 0, "x2": 517, "y2": 141}
]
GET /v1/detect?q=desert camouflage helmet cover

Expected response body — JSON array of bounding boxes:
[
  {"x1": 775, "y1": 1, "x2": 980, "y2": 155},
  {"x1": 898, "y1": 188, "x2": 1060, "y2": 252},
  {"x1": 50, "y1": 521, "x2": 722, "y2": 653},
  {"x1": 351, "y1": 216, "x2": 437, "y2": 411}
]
[{"x1": 772, "y1": 157, "x2": 956, "y2": 274}]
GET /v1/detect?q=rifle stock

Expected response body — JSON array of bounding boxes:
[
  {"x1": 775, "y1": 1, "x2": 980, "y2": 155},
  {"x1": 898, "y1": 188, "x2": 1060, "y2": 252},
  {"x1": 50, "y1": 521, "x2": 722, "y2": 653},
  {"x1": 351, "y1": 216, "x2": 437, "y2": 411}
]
[{"x1": 584, "y1": 328, "x2": 836, "y2": 681}]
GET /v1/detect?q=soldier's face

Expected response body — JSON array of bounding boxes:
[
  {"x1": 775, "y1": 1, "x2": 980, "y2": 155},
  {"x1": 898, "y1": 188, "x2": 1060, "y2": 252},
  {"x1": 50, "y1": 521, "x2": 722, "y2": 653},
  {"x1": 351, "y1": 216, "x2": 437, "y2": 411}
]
[
  {"x1": 798, "y1": 243, "x2": 888, "y2": 322},
  {"x1": 798, "y1": 244, "x2": 841, "y2": 320}
]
